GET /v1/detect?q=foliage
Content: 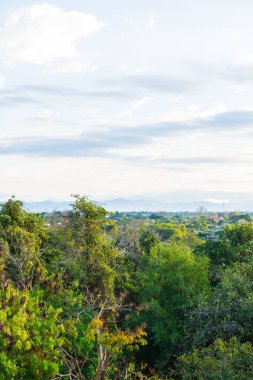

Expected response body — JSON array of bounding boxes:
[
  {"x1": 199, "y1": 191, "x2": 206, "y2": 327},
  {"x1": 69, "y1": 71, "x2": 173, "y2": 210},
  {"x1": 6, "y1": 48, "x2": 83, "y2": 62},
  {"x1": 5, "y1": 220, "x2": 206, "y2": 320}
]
[
  {"x1": 175, "y1": 338, "x2": 253, "y2": 380},
  {"x1": 0, "y1": 284, "x2": 63, "y2": 380},
  {"x1": 0, "y1": 197, "x2": 47, "y2": 289},
  {"x1": 184, "y1": 258, "x2": 253, "y2": 348},
  {"x1": 44, "y1": 195, "x2": 118, "y2": 300},
  {"x1": 199, "y1": 222, "x2": 253, "y2": 267},
  {"x1": 133, "y1": 243, "x2": 210, "y2": 368},
  {"x1": 0, "y1": 197, "x2": 252, "y2": 379}
]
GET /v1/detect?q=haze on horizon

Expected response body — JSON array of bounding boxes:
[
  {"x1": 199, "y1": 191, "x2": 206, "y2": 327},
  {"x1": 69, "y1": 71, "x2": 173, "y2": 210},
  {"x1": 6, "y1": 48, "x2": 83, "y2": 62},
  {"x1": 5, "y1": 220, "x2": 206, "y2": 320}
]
[{"x1": 0, "y1": 0, "x2": 253, "y2": 203}]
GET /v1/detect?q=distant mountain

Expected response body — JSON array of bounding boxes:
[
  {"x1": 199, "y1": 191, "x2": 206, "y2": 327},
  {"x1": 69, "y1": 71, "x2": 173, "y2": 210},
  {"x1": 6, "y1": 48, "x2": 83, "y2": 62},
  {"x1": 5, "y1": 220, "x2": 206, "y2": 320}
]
[
  {"x1": 20, "y1": 198, "x2": 253, "y2": 213},
  {"x1": 102, "y1": 199, "x2": 253, "y2": 212},
  {"x1": 100, "y1": 198, "x2": 166, "y2": 212},
  {"x1": 23, "y1": 201, "x2": 72, "y2": 213}
]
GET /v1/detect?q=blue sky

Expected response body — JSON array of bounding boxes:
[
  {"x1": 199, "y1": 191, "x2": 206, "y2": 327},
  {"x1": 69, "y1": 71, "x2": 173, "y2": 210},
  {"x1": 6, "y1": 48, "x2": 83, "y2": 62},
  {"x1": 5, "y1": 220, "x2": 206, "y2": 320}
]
[{"x1": 1, "y1": 1, "x2": 253, "y2": 201}]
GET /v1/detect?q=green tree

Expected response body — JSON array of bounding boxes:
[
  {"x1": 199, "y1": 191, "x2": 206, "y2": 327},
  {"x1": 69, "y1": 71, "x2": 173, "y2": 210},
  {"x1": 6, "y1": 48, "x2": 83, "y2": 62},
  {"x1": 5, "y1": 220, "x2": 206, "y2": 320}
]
[
  {"x1": 0, "y1": 284, "x2": 63, "y2": 380},
  {"x1": 133, "y1": 243, "x2": 210, "y2": 368},
  {"x1": 199, "y1": 222, "x2": 253, "y2": 268},
  {"x1": 175, "y1": 338, "x2": 253, "y2": 380},
  {"x1": 45, "y1": 195, "x2": 118, "y2": 300},
  {"x1": 0, "y1": 197, "x2": 47, "y2": 289},
  {"x1": 184, "y1": 258, "x2": 253, "y2": 348}
]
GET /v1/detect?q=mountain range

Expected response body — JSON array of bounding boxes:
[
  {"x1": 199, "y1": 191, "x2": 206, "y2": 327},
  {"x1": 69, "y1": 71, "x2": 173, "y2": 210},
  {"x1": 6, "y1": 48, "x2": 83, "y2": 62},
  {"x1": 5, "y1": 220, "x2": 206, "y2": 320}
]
[{"x1": 21, "y1": 198, "x2": 253, "y2": 213}]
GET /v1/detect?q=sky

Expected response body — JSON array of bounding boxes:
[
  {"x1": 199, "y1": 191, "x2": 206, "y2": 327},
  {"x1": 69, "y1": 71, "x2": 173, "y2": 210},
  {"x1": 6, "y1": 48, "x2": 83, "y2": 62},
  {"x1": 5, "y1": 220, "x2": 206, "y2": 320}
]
[{"x1": 1, "y1": 1, "x2": 253, "y2": 202}]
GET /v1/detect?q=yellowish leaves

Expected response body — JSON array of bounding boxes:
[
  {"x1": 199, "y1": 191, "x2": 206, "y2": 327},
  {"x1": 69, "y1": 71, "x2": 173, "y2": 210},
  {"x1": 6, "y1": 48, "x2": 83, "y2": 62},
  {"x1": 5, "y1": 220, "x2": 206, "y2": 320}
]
[
  {"x1": 87, "y1": 316, "x2": 147, "y2": 354},
  {"x1": 90, "y1": 318, "x2": 104, "y2": 329}
]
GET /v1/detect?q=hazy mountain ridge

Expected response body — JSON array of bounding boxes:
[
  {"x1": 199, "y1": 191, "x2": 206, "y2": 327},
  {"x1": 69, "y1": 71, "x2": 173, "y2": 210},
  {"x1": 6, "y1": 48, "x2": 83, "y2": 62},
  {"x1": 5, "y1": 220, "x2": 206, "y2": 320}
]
[{"x1": 20, "y1": 198, "x2": 253, "y2": 213}]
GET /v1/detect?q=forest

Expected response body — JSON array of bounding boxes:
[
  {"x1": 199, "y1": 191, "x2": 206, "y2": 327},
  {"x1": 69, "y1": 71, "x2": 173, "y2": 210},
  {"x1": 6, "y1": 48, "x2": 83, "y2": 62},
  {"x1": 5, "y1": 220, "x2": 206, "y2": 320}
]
[{"x1": 0, "y1": 195, "x2": 253, "y2": 379}]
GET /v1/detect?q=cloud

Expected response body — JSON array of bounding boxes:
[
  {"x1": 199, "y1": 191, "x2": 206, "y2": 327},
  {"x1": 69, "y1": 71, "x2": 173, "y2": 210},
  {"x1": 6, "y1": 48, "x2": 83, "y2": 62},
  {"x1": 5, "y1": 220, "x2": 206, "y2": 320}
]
[
  {"x1": 195, "y1": 59, "x2": 253, "y2": 85},
  {"x1": 0, "y1": 95, "x2": 39, "y2": 106},
  {"x1": 114, "y1": 97, "x2": 153, "y2": 119},
  {"x1": 126, "y1": 155, "x2": 236, "y2": 168},
  {"x1": 0, "y1": 135, "x2": 114, "y2": 157},
  {"x1": 0, "y1": 75, "x2": 195, "y2": 105},
  {"x1": 131, "y1": 75, "x2": 196, "y2": 92},
  {"x1": 105, "y1": 75, "x2": 197, "y2": 93},
  {"x1": 204, "y1": 110, "x2": 253, "y2": 128},
  {"x1": 120, "y1": 61, "x2": 157, "y2": 75},
  {"x1": 153, "y1": 156, "x2": 235, "y2": 164},
  {"x1": 224, "y1": 63, "x2": 253, "y2": 83},
  {"x1": 145, "y1": 15, "x2": 160, "y2": 31},
  {"x1": 222, "y1": 55, "x2": 253, "y2": 83},
  {"x1": 132, "y1": 96, "x2": 152, "y2": 109},
  {"x1": 47, "y1": 61, "x2": 99, "y2": 74},
  {"x1": 0, "y1": 3, "x2": 105, "y2": 65},
  {"x1": 0, "y1": 110, "x2": 253, "y2": 156},
  {"x1": 0, "y1": 85, "x2": 133, "y2": 101},
  {"x1": 123, "y1": 14, "x2": 160, "y2": 33},
  {"x1": 19, "y1": 85, "x2": 85, "y2": 97},
  {"x1": 0, "y1": 76, "x2": 6, "y2": 88}
]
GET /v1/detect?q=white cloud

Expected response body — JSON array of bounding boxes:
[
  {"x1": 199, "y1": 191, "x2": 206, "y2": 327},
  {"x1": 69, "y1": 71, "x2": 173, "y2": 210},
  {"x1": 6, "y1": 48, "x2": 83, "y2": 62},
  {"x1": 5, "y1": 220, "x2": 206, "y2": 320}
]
[
  {"x1": 0, "y1": 3, "x2": 105, "y2": 65},
  {"x1": 101, "y1": 97, "x2": 153, "y2": 122},
  {"x1": 132, "y1": 96, "x2": 152, "y2": 109},
  {"x1": 229, "y1": 84, "x2": 249, "y2": 93},
  {"x1": 145, "y1": 15, "x2": 160, "y2": 31},
  {"x1": 123, "y1": 14, "x2": 159, "y2": 33},
  {"x1": 164, "y1": 103, "x2": 228, "y2": 122},
  {"x1": 120, "y1": 62, "x2": 157, "y2": 75},
  {"x1": 47, "y1": 60, "x2": 99, "y2": 74},
  {"x1": 235, "y1": 54, "x2": 253, "y2": 65},
  {"x1": 0, "y1": 75, "x2": 6, "y2": 88}
]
